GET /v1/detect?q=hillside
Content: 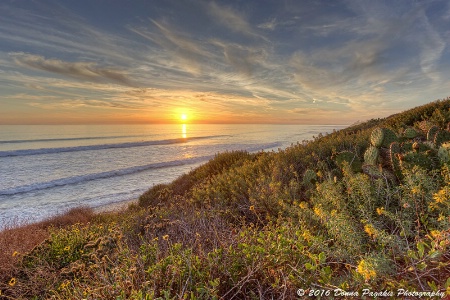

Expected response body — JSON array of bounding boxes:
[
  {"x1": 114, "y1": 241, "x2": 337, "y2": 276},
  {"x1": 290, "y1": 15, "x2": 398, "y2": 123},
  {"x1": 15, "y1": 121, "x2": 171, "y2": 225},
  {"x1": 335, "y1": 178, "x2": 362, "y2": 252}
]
[{"x1": 1, "y1": 99, "x2": 450, "y2": 299}]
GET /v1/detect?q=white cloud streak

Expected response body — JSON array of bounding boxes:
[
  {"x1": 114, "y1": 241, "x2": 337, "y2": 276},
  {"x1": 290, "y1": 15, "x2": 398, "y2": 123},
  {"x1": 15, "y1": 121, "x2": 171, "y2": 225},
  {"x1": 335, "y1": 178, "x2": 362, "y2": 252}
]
[{"x1": 11, "y1": 53, "x2": 135, "y2": 86}]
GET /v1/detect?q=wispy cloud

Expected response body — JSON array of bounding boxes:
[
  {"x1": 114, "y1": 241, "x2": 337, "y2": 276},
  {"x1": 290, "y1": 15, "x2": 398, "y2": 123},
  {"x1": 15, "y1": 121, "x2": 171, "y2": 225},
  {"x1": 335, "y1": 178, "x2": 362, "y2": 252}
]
[
  {"x1": 10, "y1": 53, "x2": 135, "y2": 86},
  {"x1": 130, "y1": 20, "x2": 212, "y2": 75},
  {"x1": 207, "y1": 2, "x2": 266, "y2": 41}
]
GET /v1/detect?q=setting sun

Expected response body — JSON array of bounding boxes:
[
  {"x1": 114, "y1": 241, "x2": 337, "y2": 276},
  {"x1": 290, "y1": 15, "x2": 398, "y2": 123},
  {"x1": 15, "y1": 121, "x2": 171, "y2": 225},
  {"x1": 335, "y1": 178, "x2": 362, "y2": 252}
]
[{"x1": 181, "y1": 114, "x2": 187, "y2": 121}]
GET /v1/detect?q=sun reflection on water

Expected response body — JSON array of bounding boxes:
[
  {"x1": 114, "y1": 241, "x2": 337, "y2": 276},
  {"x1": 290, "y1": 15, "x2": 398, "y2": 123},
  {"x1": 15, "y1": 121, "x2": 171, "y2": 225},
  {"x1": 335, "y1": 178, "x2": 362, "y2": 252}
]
[{"x1": 182, "y1": 124, "x2": 187, "y2": 139}]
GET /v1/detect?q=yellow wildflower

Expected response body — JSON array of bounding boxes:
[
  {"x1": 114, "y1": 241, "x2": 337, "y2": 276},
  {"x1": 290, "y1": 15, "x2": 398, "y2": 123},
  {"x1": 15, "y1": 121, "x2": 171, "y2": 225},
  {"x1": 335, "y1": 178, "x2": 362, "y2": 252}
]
[
  {"x1": 302, "y1": 230, "x2": 312, "y2": 242},
  {"x1": 8, "y1": 277, "x2": 16, "y2": 287},
  {"x1": 430, "y1": 230, "x2": 440, "y2": 238},
  {"x1": 299, "y1": 202, "x2": 308, "y2": 209},
  {"x1": 364, "y1": 224, "x2": 377, "y2": 238},
  {"x1": 433, "y1": 188, "x2": 448, "y2": 204},
  {"x1": 153, "y1": 237, "x2": 158, "y2": 241},
  {"x1": 162, "y1": 235, "x2": 169, "y2": 241},
  {"x1": 64, "y1": 246, "x2": 71, "y2": 251},
  {"x1": 314, "y1": 207, "x2": 324, "y2": 218},
  {"x1": 357, "y1": 260, "x2": 376, "y2": 281},
  {"x1": 376, "y1": 207, "x2": 384, "y2": 215},
  {"x1": 249, "y1": 205, "x2": 255, "y2": 211},
  {"x1": 411, "y1": 186, "x2": 420, "y2": 195},
  {"x1": 12, "y1": 251, "x2": 19, "y2": 257}
]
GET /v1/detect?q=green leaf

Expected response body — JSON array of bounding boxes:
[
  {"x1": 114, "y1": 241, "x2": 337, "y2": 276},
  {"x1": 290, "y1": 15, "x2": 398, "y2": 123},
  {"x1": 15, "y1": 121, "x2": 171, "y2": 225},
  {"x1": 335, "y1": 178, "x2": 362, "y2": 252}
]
[
  {"x1": 445, "y1": 277, "x2": 450, "y2": 289},
  {"x1": 428, "y1": 250, "x2": 441, "y2": 259},
  {"x1": 417, "y1": 241, "x2": 425, "y2": 258},
  {"x1": 417, "y1": 262, "x2": 427, "y2": 271},
  {"x1": 318, "y1": 252, "x2": 326, "y2": 264},
  {"x1": 427, "y1": 281, "x2": 438, "y2": 291},
  {"x1": 305, "y1": 262, "x2": 316, "y2": 270},
  {"x1": 407, "y1": 250, "x2": 418, "y2": 260}
]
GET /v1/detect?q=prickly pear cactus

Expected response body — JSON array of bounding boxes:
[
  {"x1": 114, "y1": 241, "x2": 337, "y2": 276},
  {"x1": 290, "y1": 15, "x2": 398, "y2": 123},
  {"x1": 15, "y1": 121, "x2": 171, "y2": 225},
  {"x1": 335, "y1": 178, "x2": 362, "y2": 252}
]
[
  {"x1": 401, "y1": 142, "x2": 413, "y2": 153},
  {"x1": 433, "y1": 130, "x2": 450, "y2": 147},
  {"x1": 370, "y1": 127, "x2": 398, "y2": 148},
  {"x1": 404, "y1": 127, "x2": 418, "y2": 139},
  {"x1": 427, "y1": 126, "x2": 439, "y2": 142},
  {"x1": 438, "y1": 142, "x2": 450, "y2": 164},
  {"x1": 370, "y1": 128, "x2": 384, "y2": 147},
  {"x1": 302, "y1": 169, "x2": 317, "y2": 186},
  {"x1": 400, "y1": 152, "x2": 434, "y2": 170},
  {"x1": 335, "y1": 151, "x2": 362, "y2": 172},
  {"x1": 364, "y1": 146, "x2": 379, "y2": 165},
  {"x1": 362, "y1": 164, "x2": 395, "y2": 181}
]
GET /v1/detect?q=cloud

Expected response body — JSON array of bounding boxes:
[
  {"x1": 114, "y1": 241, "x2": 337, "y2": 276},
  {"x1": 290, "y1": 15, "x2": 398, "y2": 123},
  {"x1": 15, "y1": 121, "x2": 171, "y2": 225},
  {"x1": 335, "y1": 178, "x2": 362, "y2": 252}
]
[
  {"x1": 207, "y1": 2, "x2": 265, "y2": 40},
  {"x1": 258, "y1": 18, "x2": 278, "y2": 31},
  {"x1": 10, "y1": 53, "x2": 134, "y2": 86},
  {"x1": 130, "y1": 20, "x2": 211, "y2": 75},
  {"x1": 210, "y1": 40, "x2": 268, "y2": 77},
  {"x1": 417, "y1": 11, "x2": 446, "y2": 81}
]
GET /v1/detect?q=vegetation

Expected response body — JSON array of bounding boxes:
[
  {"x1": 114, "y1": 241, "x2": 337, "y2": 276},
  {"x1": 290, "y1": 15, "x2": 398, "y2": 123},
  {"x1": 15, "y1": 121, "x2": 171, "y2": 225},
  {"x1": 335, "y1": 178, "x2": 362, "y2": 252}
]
[{"x1": 2, "y1": 99, "x2": 450, "y2": 299}]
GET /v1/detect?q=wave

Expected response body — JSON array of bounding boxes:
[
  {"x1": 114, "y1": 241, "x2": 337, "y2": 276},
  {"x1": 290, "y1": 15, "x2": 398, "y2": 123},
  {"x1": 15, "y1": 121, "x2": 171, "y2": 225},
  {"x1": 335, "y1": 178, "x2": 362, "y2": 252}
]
[
  {"x1": 0, "y1": 134, "x2": 149, "y2": 144},
  {"x1": 0, "y1": 135, "x2": 227, "y2": 157},
  {"x1": 0, "y1": 155, "x2": 213, "y2": 196},
  {"x1": 0, "y1": 142, "x2": 282, "y2": 197}
]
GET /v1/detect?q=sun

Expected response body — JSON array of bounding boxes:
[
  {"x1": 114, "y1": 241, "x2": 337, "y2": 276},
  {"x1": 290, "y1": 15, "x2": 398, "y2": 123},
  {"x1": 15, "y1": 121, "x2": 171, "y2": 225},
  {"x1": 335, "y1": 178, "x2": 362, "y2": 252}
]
[{"x1": 181, "y1": 114, "x2": 187, "y2": 121}]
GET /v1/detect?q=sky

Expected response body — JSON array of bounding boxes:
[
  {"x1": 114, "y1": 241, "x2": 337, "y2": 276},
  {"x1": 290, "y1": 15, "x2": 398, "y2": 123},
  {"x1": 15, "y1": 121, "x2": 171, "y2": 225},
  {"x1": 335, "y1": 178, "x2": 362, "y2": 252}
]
[{"x1": 1, "y1": 0, "x2": 450, "y2": 125}]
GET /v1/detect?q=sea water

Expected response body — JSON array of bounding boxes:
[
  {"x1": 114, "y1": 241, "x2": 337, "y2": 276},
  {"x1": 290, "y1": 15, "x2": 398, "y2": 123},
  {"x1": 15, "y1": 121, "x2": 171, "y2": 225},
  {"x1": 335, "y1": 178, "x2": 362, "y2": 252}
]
[{"x1": 0, "y1": 124, "x2": 346, "y2": 229}]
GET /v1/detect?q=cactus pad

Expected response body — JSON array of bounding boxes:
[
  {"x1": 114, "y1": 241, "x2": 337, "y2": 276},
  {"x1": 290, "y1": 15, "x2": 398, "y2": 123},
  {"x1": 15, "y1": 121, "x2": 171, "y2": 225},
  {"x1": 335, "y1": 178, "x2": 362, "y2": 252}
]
[
  {"x1": 427, "y1": 126, "x2": 439, "y2": 142},
  {"x1": 302, "y1": 169, "x2": 317, "y2": 186},
  {"x1": 364, "y1": 146, "x2": 379, "y2": 165},
  {"x1": 433, "y1": 130, "x2": 450, "y2": 147},
  {"x1": 400, "y1": 152, "x2": 434, "y2": 170},
  {"x1": 438, "y1": 142, "x2": 450, "y2": 164},
  {"x1": 362, "y1": 164, "x2": 395, "y2": 181},
  {"x1": 370, "y1": 127, "x2": 398, "y2": 148},
  {"x1": 404, "y1": 127, "x2": 418, "y2": 139}
]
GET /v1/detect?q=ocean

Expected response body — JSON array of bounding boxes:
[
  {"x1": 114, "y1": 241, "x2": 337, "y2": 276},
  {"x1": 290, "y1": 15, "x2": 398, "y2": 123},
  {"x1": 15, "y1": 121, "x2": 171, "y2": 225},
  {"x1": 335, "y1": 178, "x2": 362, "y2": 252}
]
[{"x1": 0, "y1": 124, "x2": 346, "y2": 229}]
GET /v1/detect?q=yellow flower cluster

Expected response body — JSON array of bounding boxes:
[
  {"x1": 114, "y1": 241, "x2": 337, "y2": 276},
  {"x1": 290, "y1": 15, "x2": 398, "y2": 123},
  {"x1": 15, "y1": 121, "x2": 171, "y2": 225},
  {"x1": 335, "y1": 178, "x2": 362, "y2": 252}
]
[
  {"x1": 302, "y1": 230, "x2": 312, "y2": 242},
  {"x1": 376, "y1": 207, "x2": 385, "y2": 215},
  {"x1": 411, "y1": 186, "x2": 420, "y2": 195},
  {"x1": 313, "y1": 206, "x2": 324, "y2": 218},
  {"x1": 433, "y1": 187, "x2": 449, "y2": 204},
  {"x1": 364, "y1": 224, "x2": 377, "y2": 238},
  {"x1": 357, "y1": 260, "x2": 376, "y2": 281},
  {"x1": 299, "y1": 202, "x2": 308, "y2": 209},
  {"x1": 59, "y1": 280, "x2": 71, "y2": 290}
]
